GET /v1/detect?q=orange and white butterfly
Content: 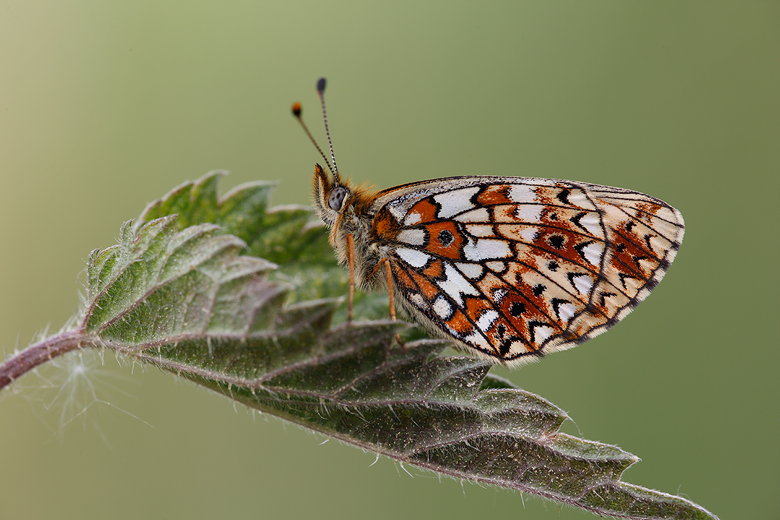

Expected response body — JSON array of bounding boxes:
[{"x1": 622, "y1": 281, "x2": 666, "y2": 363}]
[{"x1": 295, "y1": 78, "x2": 684, "y2": 366}]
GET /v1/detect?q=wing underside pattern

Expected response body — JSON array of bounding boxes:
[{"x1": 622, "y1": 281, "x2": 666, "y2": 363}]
[{"x1": 371, "y1": 178, "x2": 684, "y2": 362}]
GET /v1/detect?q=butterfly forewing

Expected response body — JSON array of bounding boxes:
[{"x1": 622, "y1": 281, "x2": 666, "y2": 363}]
[{"x1": 370, "y1": 177, "x2": 684, "y2": 363}]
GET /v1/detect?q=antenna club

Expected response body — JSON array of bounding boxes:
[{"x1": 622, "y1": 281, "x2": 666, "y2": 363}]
[
  {"x1": 291, "y1": 93, "x2": 334, "y2": 177},
  {"x1": 315, "y1": 77, "x2": 339, "y2": 176}
]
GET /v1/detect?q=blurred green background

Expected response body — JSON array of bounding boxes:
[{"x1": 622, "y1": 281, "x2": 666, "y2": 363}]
[{"x1": 1, "y1": 2, "x2": 777, "y2": 519}]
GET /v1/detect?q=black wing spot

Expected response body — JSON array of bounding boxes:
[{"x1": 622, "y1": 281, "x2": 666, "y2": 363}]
[
  {"x1": 532, "y1": 284, "x2": 546, "y2": 297},
  {"x1": 547, "y1": 261, "x2": 559, "y2": 272},
  {"x1": 625, "y1": 221, "x2": 635, "y2": 232},
  {"x1": 549, "y1": 235, "x2": 565, "y2": 249},
  {"x1": 574, "y1": 240, "x2": 596, "y2": 260},
  {"x1": 557, "y1": 189, "x2": 572, "y2": 205},
  {"x1": 499, "y1": 338, "x2": 513, "y2": 356},
  {"x1": 567, "y1": 272, "x2": 590, "y2": 291},
  {"x1": 644, "y1": 233, "x2": 654, "y2": 251},
  {"x1": 618, "y1": 273, "x2": 637, "y2": 290},
  {"x1": 599, "y1": 292, "x2": 617, "y2": 307},
  {"x1": 616, "y1": 243, "x2": 627, "y2": 253},
  {"x1": 509, "y1": 301, "x2": 526, "y2": 317},
  {"x1": 570, "y1": 212, "x2": 588, "y2": 231},
  {"x1": 632, "y1": 255, "x2": 649, "y2": 269},
  {"x1": 551, "y1": 298, "x2": 570, "y2": 320},
  {"x1": 468, "y1": 188, "x2": 481, "y2": 206},
  {"x1": 438, "y1": 229, "x2": 454, "y2": 247},
  {"x1": 528, "y1": 321, "x2": 550, "y2": 344}
]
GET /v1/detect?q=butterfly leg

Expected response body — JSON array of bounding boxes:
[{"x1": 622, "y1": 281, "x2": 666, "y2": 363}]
[
  {"x1": 366, "y1": 258, "x2": 406, "y2": 350},
  {"x1": 381, "y1": 258, "x2": 406, "y2": 351},
  {"x1": 346, "y1": 233, "x2": 355, "y2": 323}
]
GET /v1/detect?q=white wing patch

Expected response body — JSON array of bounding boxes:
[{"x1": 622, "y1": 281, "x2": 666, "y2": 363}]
[
  {"x1": 507, "y1": 184, "x2": 537, "y2": 203},
  {"x1": 397, "y1": 228, "x2": 426, "y2": 246},
  {"x1": 453, "y1": 207, "x2": 490, "y2": 223},
  {"x1": 580, "y1": 241, "x2": 605, "y2": 267},
  {"x1": 436, "y1": 263, "x2": 480, "y2": 306},
  {"x1": 514, "y1": 205, "x2": 543, "y2": 223},
  {"x1": 463, "y1": 330, "x2": 491, "y2": 349},
  {"x1": 566, "y1": 190, "x2": 594, "y2": 209},
  {"x1": 404, "y1": 211, "x2": 422, "y2": 226},
  {"x1": 572, "y1": 273, "x2": 595, "y2": 295},
  {"x1": 396, "y1": 247, "x2": 431, "y2": 268},
  {"x1": 465, "y1": 224, "x2": 494, "y2": 237},
  {"x1": 433, "y1": 295, "x2": 453, "y2": 319},
  {"x1": 532, "y1": 324, "x2": 555, "y2": 344},
  {"x1": 434, "y1": 187, "x2": 480, "y2": 218},
  {"x1": 577, "y1": 212, "x2": 603, "y2": 237},
  {"x1": 557, "y1": 302, "x2": 577, "y2": 323},
  {"x1": 485, "y1": 261, "x2": 506, "y2": 273},
  {"x1": 456, "y1": 262, "x2": 484, "y2": 279},
  {"x1": 476, "y1": 310, "x2": 499, "y2": 332},
  {"x1": 463, "y1": 238, "x2": 512, "y2": 262}
]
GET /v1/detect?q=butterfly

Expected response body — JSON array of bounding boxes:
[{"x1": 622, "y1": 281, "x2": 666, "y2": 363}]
[{"x1": 294, "y1": 78, "x2": 684, "y2": 366}]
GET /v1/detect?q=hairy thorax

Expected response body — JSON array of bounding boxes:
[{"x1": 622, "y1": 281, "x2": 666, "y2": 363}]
[{"x1": 331, "y1": 205, "x2": 388, "y2": 291}]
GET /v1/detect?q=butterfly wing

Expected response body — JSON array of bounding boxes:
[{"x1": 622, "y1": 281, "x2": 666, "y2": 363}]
[{"x1": 370, "y1": 176, "x2": 684, "y2": 364}]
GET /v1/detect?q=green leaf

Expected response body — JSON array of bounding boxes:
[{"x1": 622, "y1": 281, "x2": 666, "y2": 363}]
[
  {"x1": 1, "y1": 171, "x2": 718, "y2": 520},
  {"x1": 136, "y1": 171, "x2": 382, "y2": 319}
]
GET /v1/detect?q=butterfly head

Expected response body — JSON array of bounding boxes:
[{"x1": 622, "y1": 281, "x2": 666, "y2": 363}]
[
  {"x1": 300, "y1": 79, "x2": 374, "y2": 229},
  {"x1": 312, "y1": 163, "x2": 351, "y2": 226}
]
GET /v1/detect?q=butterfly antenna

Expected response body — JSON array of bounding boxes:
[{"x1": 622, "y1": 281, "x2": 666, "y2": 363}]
[
  {"x1": 291, "y1": 100, "x2": 334, "y2": 177},
  {"x1": 316, "y1": 77, "x2": 340, "y2": 183}
]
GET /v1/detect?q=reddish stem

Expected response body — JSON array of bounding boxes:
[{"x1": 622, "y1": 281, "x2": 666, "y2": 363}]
[{"x1": 0, "y1": 330, "x2": 85, "y2": 391}]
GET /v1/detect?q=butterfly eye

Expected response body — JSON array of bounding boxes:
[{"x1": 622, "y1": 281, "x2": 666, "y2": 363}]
[{"x1": 329, "y1": 186, "x2": 349, "y2": 211}]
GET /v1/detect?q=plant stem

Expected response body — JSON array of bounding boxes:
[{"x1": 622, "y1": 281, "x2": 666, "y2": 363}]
[{"x1": 0, "y1": 331, "x2": 85, "y2": 391}]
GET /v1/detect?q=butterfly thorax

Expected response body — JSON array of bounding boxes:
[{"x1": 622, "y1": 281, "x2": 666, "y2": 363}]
[{"x1": 311, "y1": 164, "x2": 389, "y2": 291}]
